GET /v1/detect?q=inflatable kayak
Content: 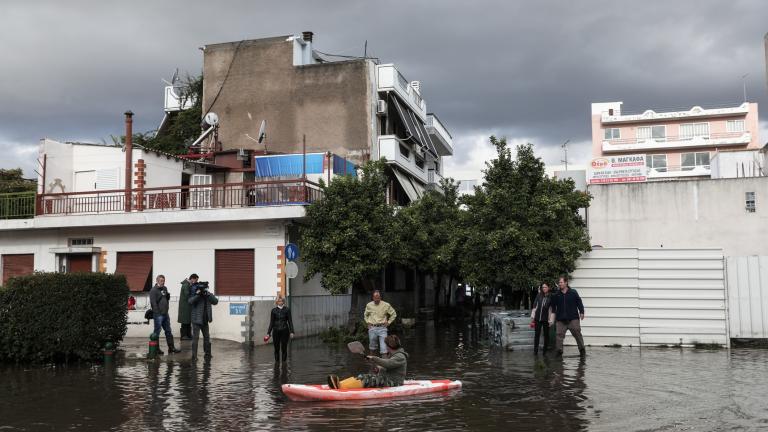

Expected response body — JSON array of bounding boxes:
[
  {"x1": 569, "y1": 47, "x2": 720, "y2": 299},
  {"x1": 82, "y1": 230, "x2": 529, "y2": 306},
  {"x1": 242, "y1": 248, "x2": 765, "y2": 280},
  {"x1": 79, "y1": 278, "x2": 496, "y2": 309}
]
[{"x1": 282, "y1": 379, "x2": 462, "y2": 401}]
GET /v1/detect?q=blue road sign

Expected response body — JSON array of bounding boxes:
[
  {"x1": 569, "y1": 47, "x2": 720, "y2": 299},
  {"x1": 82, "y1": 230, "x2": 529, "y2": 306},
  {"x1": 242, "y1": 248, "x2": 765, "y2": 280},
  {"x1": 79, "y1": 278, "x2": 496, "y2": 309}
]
[
  {"x1": 229, "y1": 303, "x2": 247, "y2": 315},
  {"x1": 285, "y1": 243, "x2": 299, "y2": 261}
]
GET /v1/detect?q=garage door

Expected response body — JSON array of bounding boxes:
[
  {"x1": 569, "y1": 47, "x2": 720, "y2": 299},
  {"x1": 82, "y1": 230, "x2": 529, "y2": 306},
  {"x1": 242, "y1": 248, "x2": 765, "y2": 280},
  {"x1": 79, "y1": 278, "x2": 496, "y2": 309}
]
[
  {"x1": 215, "y1": 249, "x2": 254, "y2": 296},
  {"x1": 115, "y1": 252, "x2": 153, "y2": 292},
  {"x1": 2, "y1": 254, "x2": 34, "y2": 285}
]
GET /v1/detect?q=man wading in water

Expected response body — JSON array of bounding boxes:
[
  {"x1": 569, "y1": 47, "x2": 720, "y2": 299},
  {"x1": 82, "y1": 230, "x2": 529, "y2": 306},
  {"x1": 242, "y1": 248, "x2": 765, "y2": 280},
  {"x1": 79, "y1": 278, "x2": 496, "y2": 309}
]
[{"x1": 549, "y1": 275, "x2": 586, "y2": 357}]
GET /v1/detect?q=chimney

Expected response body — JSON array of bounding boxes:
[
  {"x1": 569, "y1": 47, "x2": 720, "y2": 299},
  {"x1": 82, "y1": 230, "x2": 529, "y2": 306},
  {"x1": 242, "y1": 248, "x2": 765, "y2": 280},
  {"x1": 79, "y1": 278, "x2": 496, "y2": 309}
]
[
  {"x1": 302, "y1": 31, "x2": 314, "y2": 43},
  {"x1": 124, "y1": 111, "x2": 133, "y2": 212}
]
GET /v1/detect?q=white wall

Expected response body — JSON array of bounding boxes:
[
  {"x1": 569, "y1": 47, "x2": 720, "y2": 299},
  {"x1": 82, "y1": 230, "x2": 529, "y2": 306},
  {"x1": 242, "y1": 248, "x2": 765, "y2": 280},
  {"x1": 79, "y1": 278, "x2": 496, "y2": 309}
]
[
  {"x1": 588, "y1": 177, "x2": 768, "y2": 256},
  {"x1": 138, "y1": 149, "x2": 185, "y2": 188},
  {"x1": 711, "y1": 150, "x2": 766, "y2": 179},
  {"x1": 727, "y1": 256, "x2": 768, "y2": 339}
]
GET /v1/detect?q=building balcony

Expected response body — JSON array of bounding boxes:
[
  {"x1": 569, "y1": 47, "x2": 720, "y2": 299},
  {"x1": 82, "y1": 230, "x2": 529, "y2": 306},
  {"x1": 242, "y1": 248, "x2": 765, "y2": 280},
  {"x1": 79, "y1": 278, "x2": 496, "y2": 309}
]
[
  {"x1": 601, "y1": 103, "x2": 749, "y2": 124},
  {"x1": 602, "y1": 132, "x2": 751, "y2": 153},
  {"x1": 426, "y1": 114, "x2": 453, "y2": 156},
  {"x1": 376, "y1": 64, "x2": 427, "y2": 121},
  {"x1": 378, "y1": 136, "x2": 429, "y2": 185},
  {"x1": 647, "y1": 165, "x2": 711, "y2": 179},
  {"x1": 0, "y1": 192, "x2": 35, "y2": 219}
]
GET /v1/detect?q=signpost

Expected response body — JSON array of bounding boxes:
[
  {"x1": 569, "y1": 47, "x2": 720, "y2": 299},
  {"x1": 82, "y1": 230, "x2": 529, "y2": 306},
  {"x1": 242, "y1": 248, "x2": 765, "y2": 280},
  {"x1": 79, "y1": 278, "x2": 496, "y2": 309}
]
[
  {"x1": 588, "y1": 154, "x2": 647, "y2": 184},
  {"x1": 285, "y1": 243, "x2": 299, "y2": 262},
  {"x1": 286, "y1": 261, "x2": 299, "y2": 279}
]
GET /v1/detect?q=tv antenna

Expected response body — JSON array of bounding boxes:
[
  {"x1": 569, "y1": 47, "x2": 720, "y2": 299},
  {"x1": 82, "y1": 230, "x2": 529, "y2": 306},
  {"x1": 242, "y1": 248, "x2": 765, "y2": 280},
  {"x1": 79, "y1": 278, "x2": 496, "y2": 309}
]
[{"x1": 561, "y1": 139, "x2": 570, "y2": 171}]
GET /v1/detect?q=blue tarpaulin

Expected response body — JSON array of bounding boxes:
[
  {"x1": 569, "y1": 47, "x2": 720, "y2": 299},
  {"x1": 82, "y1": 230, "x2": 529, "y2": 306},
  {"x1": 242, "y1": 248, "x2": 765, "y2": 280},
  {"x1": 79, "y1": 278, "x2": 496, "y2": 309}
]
[
  {"x1": 254, "y1": 154, "x2": 324, "y2": 177},
  {"x1": 333, "y1": 155, "x2": 357, "y2": 176}
]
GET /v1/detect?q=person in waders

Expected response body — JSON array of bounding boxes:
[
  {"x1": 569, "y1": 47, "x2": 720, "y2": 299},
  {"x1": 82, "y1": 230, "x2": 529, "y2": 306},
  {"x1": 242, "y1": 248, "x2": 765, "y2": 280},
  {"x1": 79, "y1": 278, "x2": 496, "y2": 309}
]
[{"x1": 327, "y1": 335, "x2": 409, "y2": 389}]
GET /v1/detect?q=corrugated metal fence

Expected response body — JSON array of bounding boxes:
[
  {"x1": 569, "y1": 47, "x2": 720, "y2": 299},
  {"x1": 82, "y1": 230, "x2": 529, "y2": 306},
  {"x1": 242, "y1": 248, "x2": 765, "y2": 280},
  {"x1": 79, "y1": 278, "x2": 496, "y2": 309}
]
[
  {"x1": 571, "y1": 248, "x2": 727, "y2": 347},
  {"x1": 288, "y1": 295, "x2": 352, "y2": 337},
  {"x1": 727, "y1": 256, "x2": 768, "y2": 339}
]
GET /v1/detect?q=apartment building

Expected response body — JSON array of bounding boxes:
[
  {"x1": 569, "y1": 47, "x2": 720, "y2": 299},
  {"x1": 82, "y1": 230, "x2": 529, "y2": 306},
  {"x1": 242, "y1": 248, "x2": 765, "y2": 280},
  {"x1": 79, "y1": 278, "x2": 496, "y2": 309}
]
[{"x1": 590, "y1": 101, "x2": 760, "y2": 182}]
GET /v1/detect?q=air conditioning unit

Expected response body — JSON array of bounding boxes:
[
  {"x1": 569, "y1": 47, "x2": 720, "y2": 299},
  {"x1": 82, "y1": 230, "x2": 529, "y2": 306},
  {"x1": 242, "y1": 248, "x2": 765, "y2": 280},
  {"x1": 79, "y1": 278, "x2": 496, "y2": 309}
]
[{"x1": 376, "y1": 100, "x2": 387, "y2": 115}]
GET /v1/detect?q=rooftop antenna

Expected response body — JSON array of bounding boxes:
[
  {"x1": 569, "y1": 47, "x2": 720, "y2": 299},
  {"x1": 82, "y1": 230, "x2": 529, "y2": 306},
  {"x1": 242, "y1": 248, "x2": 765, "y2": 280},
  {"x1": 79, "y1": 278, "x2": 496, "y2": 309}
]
[
  {"x1": 258, "y1": 119, "x2": 267, "y2": 153},
  {"x1": 561, "y1": 139, "x2": 570, "y2": 171},
  {"x1": 741, "y1": 73, "x2": 749, "y2": 103},
  {"x1": 364, "y1": 40, "x2": 367, "y2": 58}
]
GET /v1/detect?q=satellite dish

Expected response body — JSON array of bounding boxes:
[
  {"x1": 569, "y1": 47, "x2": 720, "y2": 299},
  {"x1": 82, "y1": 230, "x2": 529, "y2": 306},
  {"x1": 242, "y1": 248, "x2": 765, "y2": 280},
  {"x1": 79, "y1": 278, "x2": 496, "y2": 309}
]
[
  {"x1": 258, "y1": 120, "x2": 266, "y2": 143},
  {"x1": 204, "y1": 112, "x2": 219, "y2": 127}
]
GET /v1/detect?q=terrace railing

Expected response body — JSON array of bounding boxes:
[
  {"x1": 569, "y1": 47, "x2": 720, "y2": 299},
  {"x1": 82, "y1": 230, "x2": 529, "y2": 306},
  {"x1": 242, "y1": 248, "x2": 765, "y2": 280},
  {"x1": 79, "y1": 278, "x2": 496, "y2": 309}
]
[
  {"x1": 36, "y1": 179, "x2": 322, "y2": 216},
  {"x1": 0, "y1": 191, "x2": 35, "y2": 219}
]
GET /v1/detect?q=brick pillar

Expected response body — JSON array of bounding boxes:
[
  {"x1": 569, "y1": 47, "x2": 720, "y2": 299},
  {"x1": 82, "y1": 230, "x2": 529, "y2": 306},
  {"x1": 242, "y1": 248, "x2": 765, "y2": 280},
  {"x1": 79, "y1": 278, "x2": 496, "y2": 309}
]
[
  {"x1": 134, "y1": 159, "x2": 146, "y2": 211},
  {"x1": 277, "y1": 245, "x2": 286, "y2": 298}
]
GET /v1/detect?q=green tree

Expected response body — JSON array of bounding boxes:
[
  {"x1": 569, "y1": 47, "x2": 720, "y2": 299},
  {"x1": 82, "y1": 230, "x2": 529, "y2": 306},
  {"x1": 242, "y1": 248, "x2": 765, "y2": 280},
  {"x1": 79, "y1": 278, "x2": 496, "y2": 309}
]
[
  {"x1": 299, "y1": 159, "x2": 397, "y2": 295},
  {"x1": 461, "y1": 137, "x2": 591, "y2": 303},
  {"x1": 395, "y1": 178, "x2": 464, "y2": 311},
  {"x1": 0, "y1": 168, "x2": 35, "y2": 193}
]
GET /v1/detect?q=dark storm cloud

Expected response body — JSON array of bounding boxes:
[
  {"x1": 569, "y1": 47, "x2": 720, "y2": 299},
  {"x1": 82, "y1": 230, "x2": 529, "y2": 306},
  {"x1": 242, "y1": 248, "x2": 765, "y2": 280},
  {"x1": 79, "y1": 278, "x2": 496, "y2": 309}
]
[{"x1": 1, "y1": 0, "x2": 767, "y2": 178}]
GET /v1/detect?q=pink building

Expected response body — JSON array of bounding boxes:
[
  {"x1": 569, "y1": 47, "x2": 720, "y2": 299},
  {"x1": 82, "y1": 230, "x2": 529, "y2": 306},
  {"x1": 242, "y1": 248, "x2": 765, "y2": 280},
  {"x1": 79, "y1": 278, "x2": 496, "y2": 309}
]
[{"x1": 591, "y1": 101, "x2": 760, "y2": 179}]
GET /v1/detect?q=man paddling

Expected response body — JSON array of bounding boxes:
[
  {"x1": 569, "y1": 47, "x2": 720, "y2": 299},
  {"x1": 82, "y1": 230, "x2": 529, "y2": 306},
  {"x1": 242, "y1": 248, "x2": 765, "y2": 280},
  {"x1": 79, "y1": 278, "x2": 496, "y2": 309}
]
[{"x1": 328, "y1": 335, "x2": 408, "y2": 389}]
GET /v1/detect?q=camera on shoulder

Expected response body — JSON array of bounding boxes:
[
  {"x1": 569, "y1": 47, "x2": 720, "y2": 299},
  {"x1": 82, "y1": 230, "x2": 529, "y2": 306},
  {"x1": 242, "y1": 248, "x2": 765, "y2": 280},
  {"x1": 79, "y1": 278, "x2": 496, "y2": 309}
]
[{"x1": 195, "y1": 281, "x2": 210, "y2": 295}]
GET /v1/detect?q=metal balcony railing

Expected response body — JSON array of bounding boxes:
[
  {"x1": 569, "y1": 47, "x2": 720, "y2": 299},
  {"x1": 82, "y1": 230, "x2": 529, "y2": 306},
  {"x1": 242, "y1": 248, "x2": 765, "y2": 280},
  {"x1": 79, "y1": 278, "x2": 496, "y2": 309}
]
[
  {"x1": 605, "y1": 131, "x2": 748, "y2": 146},
  {"x1": 0, "y1": 191, "x2": 35, "y2": 219},
  {"x1": 35, "y1": 180, "x2": 322, "y2": 216}
]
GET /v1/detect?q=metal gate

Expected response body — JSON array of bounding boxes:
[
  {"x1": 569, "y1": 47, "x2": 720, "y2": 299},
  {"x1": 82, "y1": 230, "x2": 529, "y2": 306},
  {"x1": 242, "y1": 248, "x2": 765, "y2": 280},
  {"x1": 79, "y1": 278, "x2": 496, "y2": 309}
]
[{"x1": 727, "y1": 256, "x2": 768, "y2": 339}]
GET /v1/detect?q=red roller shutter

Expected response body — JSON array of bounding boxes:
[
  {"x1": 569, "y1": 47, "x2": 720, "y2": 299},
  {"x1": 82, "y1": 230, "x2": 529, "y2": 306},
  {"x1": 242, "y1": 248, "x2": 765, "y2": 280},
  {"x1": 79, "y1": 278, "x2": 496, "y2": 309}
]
[
  {"x1": 215, "y1": 249, "x2": 254, "y2": 296},
  {"x1": 2, "y1": 254, "x2": 34, "y2": 284},
  {"x1": 68, "y1": 254, "x2": 93, "y2": 273},
  {"x1": 115, "y1": 252, "x2": 153, "y2": 292}
]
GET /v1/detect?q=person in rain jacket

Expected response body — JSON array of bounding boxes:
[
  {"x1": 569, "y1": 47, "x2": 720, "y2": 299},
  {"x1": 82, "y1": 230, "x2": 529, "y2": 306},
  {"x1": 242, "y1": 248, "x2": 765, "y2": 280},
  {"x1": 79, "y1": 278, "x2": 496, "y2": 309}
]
[
  {"x1": 327, "y1": 335, "x2": 409, "y2": 389},
  {"x1": 177, "y1": 274, "x2": 197, "y2": 340}
]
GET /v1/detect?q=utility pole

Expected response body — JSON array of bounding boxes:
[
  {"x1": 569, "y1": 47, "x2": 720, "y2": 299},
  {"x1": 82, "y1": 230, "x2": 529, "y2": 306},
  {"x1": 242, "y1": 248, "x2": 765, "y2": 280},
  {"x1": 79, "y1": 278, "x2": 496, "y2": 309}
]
[{"x1": 561, "y1": 139, "x2": 570, "y2": 171}]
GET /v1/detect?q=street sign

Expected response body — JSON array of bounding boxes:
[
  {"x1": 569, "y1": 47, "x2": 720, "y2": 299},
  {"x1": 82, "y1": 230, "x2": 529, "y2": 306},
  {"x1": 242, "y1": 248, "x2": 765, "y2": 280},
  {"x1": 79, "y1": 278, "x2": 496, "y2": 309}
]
[
  {"x1": 229, "y1": 303, "x2": 247, "y2": 315},
  {"x1": 285, "y1": 243, "x2": 299, "y2": 261},
  {"x1": 286, "y1": 261, "x2": 299, "y2": 279}
]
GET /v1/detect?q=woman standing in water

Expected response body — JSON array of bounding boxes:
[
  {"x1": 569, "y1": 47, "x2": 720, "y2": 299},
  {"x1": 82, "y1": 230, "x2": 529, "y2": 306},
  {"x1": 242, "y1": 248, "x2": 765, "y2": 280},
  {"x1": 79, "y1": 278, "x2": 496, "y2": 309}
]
[
  {"x1": 266, "y1": 296, "x2": 294, "y2": 363},
  {"x1": 531, "y1": 282, "x2": 552, "y2": 354}
]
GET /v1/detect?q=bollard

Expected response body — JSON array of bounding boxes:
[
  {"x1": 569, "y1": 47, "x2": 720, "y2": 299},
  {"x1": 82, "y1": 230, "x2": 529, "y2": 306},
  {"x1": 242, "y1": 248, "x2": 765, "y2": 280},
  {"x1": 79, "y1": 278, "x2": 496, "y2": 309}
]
[
  {"x1": 103, "y1": 342, "x2": 115, "y2": 363},
  {"x1": 148, "y1": 333, "x2": 159, "y2": 359}
]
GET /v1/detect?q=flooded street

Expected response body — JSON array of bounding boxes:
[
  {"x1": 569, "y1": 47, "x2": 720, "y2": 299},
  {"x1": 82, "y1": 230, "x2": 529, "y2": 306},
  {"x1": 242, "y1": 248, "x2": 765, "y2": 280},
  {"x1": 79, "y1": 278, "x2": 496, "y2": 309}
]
[{"x1": 1, "y1": 322, "x2": 767, "y2": 431}]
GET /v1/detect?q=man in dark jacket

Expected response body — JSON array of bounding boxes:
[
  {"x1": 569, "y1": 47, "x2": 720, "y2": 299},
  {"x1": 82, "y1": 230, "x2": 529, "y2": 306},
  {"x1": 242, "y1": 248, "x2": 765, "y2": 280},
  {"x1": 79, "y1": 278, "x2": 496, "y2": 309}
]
[
  {"x1": 550, "y1": 275, "x2": 586, "y2": 357},
  {"x1": 188, "y1": 280, "x2": 219, "y2": 360},
  {"x1": 178, "y1": 274, "x2": 197, "y2": 340},
  {"x1": 150, "y1": 275, "x2": 181, "y2": 354}
]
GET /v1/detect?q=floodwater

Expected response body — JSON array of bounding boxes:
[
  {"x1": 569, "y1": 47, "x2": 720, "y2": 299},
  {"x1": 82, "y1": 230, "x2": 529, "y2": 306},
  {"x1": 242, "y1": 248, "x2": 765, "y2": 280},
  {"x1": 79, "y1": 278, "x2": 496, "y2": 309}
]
[{"x1": 1, "y1": 323, "x2": 767, "y2": 432}]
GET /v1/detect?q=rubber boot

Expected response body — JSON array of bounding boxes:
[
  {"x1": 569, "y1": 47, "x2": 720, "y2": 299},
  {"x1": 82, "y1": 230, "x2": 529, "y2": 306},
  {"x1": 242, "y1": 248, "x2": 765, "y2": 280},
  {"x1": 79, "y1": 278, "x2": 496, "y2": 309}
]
[
  {"x1": 166, "y1": 335, "x2": 181, "y2": 354},
  {"x1": 339, "y1": 377, "x2": 364, "y2": 389},
  {"x1": 327, "y1": 374, "x2": 340, "y2": 389},
  {"x1": 203, "y1": 341, "x2": 212, "y2": 359}
]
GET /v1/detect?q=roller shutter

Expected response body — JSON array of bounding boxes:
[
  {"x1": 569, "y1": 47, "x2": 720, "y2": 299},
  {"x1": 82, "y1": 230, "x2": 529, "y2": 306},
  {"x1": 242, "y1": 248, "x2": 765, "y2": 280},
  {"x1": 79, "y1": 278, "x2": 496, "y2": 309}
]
[
  {"x1": 115, "y1": 252, "x2": 153, "y2": 292},
  {"x1": 215, "y1": 249, "x2": 254, "y2": 296},
  {"x1": 2, "y1": 254, "x2": 34, "y2": 284}
]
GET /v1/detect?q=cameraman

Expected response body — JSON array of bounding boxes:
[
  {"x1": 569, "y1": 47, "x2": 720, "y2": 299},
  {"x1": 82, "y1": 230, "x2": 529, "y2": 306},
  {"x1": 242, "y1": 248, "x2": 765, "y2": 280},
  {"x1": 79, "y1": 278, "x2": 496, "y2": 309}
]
[{"x1": 188, "y1": 280, "x2": 219, "y2": 360}]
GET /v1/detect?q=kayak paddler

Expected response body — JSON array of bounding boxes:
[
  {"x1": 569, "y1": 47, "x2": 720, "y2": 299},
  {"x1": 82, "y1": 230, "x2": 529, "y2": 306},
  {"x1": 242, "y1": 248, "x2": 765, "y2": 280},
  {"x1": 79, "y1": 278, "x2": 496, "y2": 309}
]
[{"x1": 328, "y1": 335, "x2": 409, "y2": 389}]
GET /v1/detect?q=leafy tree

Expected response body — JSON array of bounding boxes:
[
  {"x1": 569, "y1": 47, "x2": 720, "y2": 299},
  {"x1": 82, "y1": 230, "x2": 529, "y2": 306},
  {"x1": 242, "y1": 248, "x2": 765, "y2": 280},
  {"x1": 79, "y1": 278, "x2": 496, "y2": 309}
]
[
  {"x1": 395, "y1": 178, "x2": 464, "y2": 310},
  {"x1": 461, "y1": 137, "x2": 590, "y2": 303},
  {"x1": 300, "y1": 159, "x2": 397, "y2": 296},
  {"x1": 0, "y1": 168, "x2": 35, "y2": 193}
]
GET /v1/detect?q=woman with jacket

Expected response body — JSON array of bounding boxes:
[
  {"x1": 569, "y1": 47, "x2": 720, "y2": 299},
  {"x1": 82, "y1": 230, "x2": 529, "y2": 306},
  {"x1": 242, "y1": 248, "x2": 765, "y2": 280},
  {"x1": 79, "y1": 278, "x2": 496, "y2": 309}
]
[
  {"x1": 266, "y1": 296, "x2": 294, "y2": 363},
  {"x1": 531, "y1": 282, "x2": 552, "y2": 354},
  {"x1": 327, "y1": 335, "x2": 408, "y2": 389}
]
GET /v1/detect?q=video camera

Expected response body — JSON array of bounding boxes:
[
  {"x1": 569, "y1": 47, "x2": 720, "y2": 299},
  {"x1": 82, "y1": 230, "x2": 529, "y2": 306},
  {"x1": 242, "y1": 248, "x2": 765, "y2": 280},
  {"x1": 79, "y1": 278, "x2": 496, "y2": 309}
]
[{"x1": 194, "y1": 281, "x2": 210, "y2": 295}]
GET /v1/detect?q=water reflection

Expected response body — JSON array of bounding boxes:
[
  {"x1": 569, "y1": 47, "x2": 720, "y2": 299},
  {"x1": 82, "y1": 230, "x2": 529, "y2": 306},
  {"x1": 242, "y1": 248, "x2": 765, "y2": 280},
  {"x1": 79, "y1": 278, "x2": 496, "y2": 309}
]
[{"x1": 0, "y1": 324, "x2": 767, "y2": 431}]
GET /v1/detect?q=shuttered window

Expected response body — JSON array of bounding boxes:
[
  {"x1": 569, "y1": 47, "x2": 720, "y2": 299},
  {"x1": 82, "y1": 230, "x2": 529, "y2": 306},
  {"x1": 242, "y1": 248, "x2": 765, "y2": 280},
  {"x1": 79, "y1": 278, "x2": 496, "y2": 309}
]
[
  {"x1": 68, "y1": 254, "x2": 93, "y2": 273},
  {"x1": 115, "y1": 252, "x2": 153, "y2": 292},
  {"x1": 2, "y1": 254, "x2": 34, "y2": 284},
  {"x1": 215, "y1": 249, "x2": 254, "y2": 296}
]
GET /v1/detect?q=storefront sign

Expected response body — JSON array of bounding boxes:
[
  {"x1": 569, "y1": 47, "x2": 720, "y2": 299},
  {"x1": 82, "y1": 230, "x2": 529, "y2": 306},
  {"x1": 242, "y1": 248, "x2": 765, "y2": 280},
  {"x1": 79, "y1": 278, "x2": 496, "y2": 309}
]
[{"x1": 588, "y1": 154, "x2": 647, "y2": 184}]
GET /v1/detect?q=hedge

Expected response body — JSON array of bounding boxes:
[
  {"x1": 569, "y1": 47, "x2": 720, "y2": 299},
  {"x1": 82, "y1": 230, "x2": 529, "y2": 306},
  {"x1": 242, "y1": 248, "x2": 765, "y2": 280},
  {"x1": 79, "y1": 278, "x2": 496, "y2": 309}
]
[{"x1": 0, "y1": 272, "x2": 128, "y2": 363}]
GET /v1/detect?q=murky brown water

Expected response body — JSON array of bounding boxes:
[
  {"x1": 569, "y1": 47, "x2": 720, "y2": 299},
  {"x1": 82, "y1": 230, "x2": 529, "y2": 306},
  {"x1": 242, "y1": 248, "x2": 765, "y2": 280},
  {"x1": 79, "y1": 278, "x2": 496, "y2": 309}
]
[{"x1": 1, "y1": 323, "x2": 767, "y2": 431}]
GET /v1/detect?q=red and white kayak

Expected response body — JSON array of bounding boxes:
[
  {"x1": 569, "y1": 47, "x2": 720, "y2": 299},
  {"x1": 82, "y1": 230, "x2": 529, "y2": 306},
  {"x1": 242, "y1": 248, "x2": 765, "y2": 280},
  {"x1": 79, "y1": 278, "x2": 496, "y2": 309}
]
[{"x1": 282, "y1": 379, "x2": 462, "y2": 402}]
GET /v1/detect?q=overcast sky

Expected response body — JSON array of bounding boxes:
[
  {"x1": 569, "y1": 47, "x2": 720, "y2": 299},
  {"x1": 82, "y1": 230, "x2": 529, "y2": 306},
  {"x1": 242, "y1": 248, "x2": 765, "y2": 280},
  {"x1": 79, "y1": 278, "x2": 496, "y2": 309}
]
[{"x1": 2, "y1": 0, "x2": 767, "y2": 180}]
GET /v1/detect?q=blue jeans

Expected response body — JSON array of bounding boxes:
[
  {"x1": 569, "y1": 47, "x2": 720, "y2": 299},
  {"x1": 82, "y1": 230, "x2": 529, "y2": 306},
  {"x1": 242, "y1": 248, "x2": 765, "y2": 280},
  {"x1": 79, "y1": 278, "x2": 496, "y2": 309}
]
[
  {"x1": 368, "y1": 326, "x2": 388, "y2": 354},
  {"x1": 153, "y1": 313, "x2": 173, "y2": 338}
]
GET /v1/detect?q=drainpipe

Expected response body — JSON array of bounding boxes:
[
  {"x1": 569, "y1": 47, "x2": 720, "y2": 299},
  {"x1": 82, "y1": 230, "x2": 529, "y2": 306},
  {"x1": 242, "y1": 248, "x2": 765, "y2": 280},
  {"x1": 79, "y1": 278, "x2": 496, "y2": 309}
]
[{"x1": 124, "y1": 111, "x2": 133, "y2": 212}]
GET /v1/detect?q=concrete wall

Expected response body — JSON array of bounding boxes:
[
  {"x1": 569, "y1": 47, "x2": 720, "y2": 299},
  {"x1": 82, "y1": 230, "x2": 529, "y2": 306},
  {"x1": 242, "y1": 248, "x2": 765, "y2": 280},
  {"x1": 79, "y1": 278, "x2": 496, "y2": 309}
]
[
  {"x1": 727, "y1": 256, "x2": 768, "y2": 339},
  {"x1": 587, "y1": 177, "x2": 768, "y2": 256},
  {"x1": 202, "y1": 37, "x2": 373, "y2": 164}
]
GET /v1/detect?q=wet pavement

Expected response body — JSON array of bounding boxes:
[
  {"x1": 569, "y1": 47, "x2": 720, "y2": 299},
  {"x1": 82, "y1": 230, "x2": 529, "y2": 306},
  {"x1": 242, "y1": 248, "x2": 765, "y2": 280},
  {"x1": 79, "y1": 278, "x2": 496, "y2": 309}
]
[{"x1": 1, "y1": 322, "x2": 767, "y2": 431}]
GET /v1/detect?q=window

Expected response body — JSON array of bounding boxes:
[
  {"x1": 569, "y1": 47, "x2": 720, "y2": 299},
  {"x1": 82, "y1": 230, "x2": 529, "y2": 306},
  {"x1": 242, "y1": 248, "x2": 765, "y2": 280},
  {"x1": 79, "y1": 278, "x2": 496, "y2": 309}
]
[
  {"x1": 398, "y1": 143, "x2": 410, "y2": 159},
  {"x1": 2, "y1": 254, "x2": 34, "y2": 285},
  {"x1": 115, "y1": 252, "x2": 153, "y2": 292},
  {"x1": 215, "y1": 249, "x2": 255, "y2": 296},
  {"x1": 415, "y1": 157, "x2": 425, "y2": 170},
  {"x1": 727, "y1": 119, "x2": 745, "y2": 133},
  {"x1": 746, "y1": 192, "x2": 756, "y2": 213},
  {"x1": 646, "y1": 154, "x2": 668, "y2": 172},
  {"x1": 681, "y1": 152, "x2": 710, "y2": 171},
  {"x1": 679, "y1": 123, "x2": 709, "y2": 139},
  {"x1": 637, "y1": 125, "x2": 666, "y2": 142},
  {"x1": 68, "y1": 238, "x2": 94, "y2": 247},
  {"x1": 603, "y1": 128, "x2": 621, "y2": 140}
]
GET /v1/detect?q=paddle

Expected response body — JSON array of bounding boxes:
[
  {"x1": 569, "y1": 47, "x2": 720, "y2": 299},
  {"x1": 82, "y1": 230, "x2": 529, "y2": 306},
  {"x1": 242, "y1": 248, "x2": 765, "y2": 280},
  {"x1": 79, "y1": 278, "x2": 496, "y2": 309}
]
[{"x1": 347, "y1": 341, "x2": 366, "y2": 356}]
